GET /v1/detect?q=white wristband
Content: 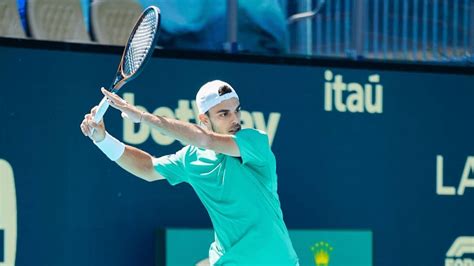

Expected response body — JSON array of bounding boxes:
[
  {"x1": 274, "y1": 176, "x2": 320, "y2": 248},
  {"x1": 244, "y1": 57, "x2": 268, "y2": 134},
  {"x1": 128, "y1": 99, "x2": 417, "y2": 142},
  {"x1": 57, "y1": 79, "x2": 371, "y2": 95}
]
[{"x1": 94, "y1": 132, "x2": 125, "y2": 161}]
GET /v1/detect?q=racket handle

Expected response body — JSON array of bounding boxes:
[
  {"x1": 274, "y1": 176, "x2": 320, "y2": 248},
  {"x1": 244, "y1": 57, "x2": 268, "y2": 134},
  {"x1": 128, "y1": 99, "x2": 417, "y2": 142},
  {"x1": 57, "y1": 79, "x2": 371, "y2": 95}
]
[{"x1": 93, "y1": 96, "x2": 110, "y2": 123}]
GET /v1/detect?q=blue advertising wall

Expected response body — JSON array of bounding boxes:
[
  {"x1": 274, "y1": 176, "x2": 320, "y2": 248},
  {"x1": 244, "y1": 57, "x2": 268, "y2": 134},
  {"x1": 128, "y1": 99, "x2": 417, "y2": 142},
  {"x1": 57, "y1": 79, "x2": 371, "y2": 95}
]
[{"x1": 0, "y1": 38, "x2": 473, "y2": 266}]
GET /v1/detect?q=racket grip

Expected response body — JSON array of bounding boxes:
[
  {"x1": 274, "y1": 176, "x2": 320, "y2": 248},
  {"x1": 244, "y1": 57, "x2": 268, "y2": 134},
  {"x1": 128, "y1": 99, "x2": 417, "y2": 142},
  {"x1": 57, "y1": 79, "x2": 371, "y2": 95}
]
[{"x1": 93, "y1": 96, "x2": 110, "y2": 123}]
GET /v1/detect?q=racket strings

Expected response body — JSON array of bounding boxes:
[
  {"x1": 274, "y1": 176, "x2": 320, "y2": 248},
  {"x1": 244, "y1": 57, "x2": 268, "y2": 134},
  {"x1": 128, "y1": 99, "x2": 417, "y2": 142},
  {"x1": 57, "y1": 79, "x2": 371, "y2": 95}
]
[{"x1": 124, "y1": 9, "x2": 158, "y2": 75}]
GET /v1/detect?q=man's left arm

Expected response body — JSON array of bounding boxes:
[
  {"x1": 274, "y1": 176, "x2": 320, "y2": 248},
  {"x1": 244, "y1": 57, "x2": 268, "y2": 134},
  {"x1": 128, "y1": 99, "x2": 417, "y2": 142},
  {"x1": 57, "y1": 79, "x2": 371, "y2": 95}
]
[
  {"x1": 143, "y1": 113, "x2": 241, "y2": 156},
  {"x1": 101, "y1": 88, "x2": 241, "y2": 157}
]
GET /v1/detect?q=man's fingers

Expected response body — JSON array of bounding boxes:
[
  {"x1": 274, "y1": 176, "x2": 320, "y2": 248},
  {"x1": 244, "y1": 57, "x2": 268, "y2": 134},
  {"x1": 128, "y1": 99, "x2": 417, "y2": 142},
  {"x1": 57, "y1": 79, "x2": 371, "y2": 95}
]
[
  {"x1": 106, "y1": 98, "x2": 116, "y2": 107},
  {"x1": 80, "y1": 122, "x2": 88, "y2": 136},
  {"x1": 86, "y1": 120, "x2": 100, "y2": 129},
  {"x1": 85, "y1": 126, "x2": 92, "y2": 137},
  {"x1": 82, "y1": 108, "x2": 103, "y2": 138},
  {"x1": 101, "y1": 87, "x2": 127, "y2": 107},
  {"x1": 101, "y1": 87, "x2": 110, "y2": 95},
  {"x1": 81, "y1": 121, "x2": 92, "y2": 137},
  {"x1": 101, "y1": 88, "x2": 117, "y2": 102}
]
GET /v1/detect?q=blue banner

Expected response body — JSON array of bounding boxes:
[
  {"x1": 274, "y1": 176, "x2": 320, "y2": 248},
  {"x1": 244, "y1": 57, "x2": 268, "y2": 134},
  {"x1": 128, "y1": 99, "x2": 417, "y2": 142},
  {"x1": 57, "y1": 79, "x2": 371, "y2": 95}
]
[
  {"x1": 0, "y1": 40, "x2": 473, "y2": 266},
  {"x1": 163, "y1": 229, "x2": 372, "y2": 266}
]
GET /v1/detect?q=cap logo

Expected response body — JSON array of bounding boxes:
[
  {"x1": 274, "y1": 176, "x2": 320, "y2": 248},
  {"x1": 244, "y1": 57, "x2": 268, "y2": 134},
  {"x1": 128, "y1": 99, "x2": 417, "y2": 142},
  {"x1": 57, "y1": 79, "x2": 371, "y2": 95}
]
[{"x1": 218, "y1": 85, "x2": 233, "y2": 96}]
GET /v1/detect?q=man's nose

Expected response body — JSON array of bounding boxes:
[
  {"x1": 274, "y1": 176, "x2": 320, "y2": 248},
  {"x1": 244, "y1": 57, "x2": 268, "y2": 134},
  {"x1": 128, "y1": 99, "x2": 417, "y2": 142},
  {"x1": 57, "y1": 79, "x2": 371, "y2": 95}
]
[{"x1": 230, "y1": 112, "x2": 239, "y2": 125}]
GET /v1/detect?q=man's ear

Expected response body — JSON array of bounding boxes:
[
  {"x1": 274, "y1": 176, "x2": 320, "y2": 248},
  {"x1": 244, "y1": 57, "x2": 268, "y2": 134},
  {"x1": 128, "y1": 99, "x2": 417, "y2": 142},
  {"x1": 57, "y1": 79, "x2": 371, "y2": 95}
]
[{"x1": 198, "y1": 113, "x2": 209, "y2": 125}]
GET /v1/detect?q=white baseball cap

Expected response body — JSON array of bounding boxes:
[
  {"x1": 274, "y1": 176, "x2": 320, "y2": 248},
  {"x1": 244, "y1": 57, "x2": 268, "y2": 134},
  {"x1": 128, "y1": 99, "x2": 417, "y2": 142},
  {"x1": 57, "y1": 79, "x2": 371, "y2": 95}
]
[{"x1": 196, "y1": 80, "x2": 239, "y2": 114}]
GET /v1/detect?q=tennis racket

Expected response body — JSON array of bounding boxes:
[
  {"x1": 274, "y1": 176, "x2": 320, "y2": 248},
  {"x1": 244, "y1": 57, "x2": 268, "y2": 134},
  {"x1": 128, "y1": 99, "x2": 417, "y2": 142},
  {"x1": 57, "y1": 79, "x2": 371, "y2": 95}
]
[{"x1": 92, "y1": 6, "x2": 161, "y2": 124}]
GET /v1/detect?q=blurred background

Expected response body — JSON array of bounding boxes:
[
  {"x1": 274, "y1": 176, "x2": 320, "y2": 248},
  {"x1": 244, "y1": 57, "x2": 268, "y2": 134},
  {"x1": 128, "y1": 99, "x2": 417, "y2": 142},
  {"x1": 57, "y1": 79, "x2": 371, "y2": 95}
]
[{"x1": 1, "y1": 0, "x2": 473, "y2": 63}]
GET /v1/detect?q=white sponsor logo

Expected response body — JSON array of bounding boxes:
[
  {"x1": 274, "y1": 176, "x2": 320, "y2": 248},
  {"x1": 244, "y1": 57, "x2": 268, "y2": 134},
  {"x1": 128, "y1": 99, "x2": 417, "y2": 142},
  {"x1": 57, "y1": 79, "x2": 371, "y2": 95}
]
[
  {"x1": 0, "y1": 159, "x2": 17, "y2": 266},
  {"x1": 324, "y1": 70, "x2": 383, "y2": 113},
  {"x1": 445, "y1": 236, "x2": 474, "y2": 266},
  {"x1": 121, "y1": 93, "x2": 281, "y2": 146},
  {"x1": 437, "y1": 155, "x2": 474, "y2": 196}
]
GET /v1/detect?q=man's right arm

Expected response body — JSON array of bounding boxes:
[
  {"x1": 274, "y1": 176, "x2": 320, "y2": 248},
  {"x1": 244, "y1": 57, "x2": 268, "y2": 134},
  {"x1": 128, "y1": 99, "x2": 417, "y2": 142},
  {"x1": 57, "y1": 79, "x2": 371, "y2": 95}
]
[
  {"x1": 115, "y1": 145, "x2": 164, "y2": 182},
  {"x1": 80, "y1": 106, "x2": 164, "y2": 182}
]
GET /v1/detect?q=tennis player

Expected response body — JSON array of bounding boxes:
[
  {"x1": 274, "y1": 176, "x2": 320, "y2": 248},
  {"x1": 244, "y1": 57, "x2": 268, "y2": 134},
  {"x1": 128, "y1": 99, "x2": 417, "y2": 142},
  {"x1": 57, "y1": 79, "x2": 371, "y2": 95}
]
[{"x1": 80, "y1": 80, "x2": 299, "y2": 265}]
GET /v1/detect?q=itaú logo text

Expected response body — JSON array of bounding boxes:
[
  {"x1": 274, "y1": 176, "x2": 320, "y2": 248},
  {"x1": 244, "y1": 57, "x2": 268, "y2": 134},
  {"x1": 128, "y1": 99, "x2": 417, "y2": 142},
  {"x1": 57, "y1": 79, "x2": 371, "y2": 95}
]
[
  {"x1": 324, "y1": 70, "x2": 383, "y2": 114},
  {"x1": 445, "y1": 236, "x2": 474, "y2": 266},
  {"x1": 0, "y1": 159, "x2": 17, "y2": 266}
]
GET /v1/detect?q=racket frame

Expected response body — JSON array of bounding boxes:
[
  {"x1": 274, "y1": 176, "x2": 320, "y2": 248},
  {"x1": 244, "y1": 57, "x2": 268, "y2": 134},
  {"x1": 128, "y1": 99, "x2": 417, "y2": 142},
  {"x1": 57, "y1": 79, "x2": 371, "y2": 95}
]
[{"x1": 93, "y1": 6, "x2": 161, "y2": 124}]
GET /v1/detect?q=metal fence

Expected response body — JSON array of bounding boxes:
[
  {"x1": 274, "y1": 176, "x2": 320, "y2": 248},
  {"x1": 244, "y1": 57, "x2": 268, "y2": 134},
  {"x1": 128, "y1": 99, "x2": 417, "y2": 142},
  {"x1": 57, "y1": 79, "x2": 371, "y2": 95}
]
[{"x1": 288, "y1": 0, "x2": 474, "y2": 64}]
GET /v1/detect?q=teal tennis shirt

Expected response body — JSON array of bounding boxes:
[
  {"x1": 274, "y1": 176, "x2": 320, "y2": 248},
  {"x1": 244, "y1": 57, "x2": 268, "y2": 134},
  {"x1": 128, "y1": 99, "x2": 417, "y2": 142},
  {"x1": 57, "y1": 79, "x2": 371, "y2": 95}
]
[{"x1": 153, "y1": 128, "x2": 298, "y2": 265}]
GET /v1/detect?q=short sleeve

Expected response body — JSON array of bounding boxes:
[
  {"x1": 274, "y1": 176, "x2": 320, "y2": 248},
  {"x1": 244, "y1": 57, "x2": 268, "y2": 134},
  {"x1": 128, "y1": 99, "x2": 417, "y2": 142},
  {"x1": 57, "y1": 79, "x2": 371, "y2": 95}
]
[
  {"x1": 233, "y1": 128, "x2": 270, "y2": 166},
  {"x1": 153, "y1": 146, "x2": 189, "y2": 186}
]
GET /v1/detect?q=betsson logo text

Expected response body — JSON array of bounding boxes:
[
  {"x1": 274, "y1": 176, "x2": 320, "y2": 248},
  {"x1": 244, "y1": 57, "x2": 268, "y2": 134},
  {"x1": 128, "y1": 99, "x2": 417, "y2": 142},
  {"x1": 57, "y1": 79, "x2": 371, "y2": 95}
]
[
  {"x1": 324, "y1": 70, "x2": 383, "y2": 114},
  {"x1": 121, "y1": 93, "x2": 281, "y2": 146}
]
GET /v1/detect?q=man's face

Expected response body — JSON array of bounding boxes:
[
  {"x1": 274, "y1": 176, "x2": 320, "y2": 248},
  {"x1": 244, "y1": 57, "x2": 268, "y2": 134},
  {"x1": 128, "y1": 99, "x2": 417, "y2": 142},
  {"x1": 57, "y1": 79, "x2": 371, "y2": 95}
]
[{"x1": 201, "y1": 98, "x2": 241, "y2": 135}]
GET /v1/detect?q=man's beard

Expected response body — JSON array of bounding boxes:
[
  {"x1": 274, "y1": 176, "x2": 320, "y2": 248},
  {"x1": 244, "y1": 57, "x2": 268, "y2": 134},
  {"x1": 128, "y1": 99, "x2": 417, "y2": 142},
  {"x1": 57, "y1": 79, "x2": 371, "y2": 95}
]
[{"x1": 209, "y1": 121, "x2": 241, "y2": 134}]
